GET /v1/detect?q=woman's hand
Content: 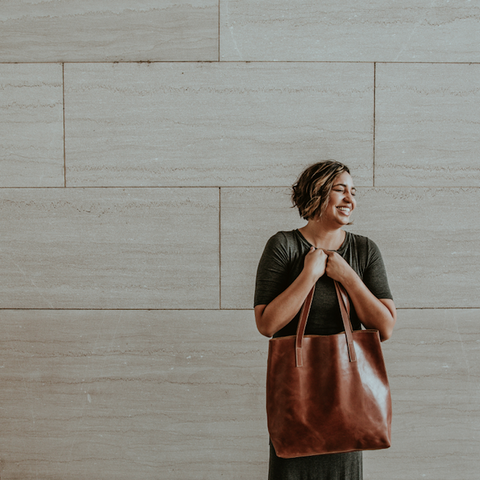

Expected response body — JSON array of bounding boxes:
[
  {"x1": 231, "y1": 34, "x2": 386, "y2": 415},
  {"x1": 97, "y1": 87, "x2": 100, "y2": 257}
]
[
  {"x1": 324, "y1": 250, "x2": 356, "y2": 283},
  {"x1": 255, "y1": 246, "x2": 325, "y2": 337},
  {"x1": 304, "y1": 246, "x2": 328, "y2": 281},
  {"x1": 324, "y1": 250, "x2": 395, "y2": 341}
]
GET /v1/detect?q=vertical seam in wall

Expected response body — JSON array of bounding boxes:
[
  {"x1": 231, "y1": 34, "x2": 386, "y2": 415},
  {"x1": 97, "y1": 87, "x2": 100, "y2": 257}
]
[
  {"x1": 373, "y1": 62, "x2": 376, "y2": 187},
  {"x1": 219, "y1": 187, "x2": 222, "y2": 308},
  {"x1": 218, "y1": 0, "x2": 221, "y2": 61},
  {"x1": 62, "y1": 63, "x2": 66, "y2": 187}
]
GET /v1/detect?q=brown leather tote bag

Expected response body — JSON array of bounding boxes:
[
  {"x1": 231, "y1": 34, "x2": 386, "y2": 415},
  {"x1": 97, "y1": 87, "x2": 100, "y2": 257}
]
[{"x1": 266, "y1": 281, "x2": 392, "y2": 458}]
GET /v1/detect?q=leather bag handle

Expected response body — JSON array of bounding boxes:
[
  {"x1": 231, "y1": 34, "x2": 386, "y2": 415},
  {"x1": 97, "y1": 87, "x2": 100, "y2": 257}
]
[
  {"x1": 335, "y1": 281, "x2": 357, "y2": 362},
  {"x1": 295, "y1": 281, "x2": 357, "y2": 367}
]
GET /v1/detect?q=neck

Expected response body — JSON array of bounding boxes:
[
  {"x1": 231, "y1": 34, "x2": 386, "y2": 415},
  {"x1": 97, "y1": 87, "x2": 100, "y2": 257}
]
[{"x1": 299, "y1": 221, "x2": 345, "y2": 250}]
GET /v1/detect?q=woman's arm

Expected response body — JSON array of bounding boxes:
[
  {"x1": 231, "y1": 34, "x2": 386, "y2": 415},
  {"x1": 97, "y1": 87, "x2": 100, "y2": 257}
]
[
  {"x1": 324, "y1": 250, "x2": 396, "y2": 341},
  {"x1": 255, "y1": 247, "x2": 327, "y2": 337}
]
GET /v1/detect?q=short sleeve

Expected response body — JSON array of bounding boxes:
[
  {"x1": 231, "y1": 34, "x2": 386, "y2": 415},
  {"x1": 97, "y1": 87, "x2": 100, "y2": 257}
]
[
  {"x1": 362, "y1": 238, "x2": 393, "y2": 300},
  {"x1": 254, "y1": 232, "x2": 291, "y2": 307}
]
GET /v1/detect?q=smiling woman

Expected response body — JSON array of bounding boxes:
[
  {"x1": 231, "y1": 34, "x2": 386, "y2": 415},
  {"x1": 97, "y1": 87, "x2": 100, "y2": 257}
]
[{"x1": 254, "y1": 160, "x2": 396, "y2": 480}]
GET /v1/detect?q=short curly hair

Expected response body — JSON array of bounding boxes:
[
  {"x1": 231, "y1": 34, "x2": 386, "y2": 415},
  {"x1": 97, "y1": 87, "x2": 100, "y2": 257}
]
[{"x1": 291, "y1": 160, "x2": 351, "y2": 220}]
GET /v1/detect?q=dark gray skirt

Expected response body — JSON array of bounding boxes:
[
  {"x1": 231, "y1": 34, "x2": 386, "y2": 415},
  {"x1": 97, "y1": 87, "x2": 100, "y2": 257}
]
[{"x1": 268, "y1": 443, "x2": 363, "y2": 480}]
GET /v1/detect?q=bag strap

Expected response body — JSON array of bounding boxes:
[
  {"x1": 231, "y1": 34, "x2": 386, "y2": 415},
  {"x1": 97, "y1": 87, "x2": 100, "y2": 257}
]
[
  {"x1": 295, "y1": 281, "x2": 357, "y2": 367},
  {"x1": 295, "y1": 287, "x2": 315, "y2": 367},
  {"x1": 334, "y1": 281, "x2": 357, "y2": 363}
]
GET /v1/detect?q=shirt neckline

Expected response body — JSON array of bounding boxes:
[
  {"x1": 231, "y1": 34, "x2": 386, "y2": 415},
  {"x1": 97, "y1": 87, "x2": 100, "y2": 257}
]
[{"x1": 295, "y1": 229, "x2": 350, "y2": 254}]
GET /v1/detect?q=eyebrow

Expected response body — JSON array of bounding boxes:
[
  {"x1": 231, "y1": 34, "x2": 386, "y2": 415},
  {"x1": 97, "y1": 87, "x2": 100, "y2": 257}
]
[{"x1": 333, "y1": 183, "x2": 356, "y2": 191}]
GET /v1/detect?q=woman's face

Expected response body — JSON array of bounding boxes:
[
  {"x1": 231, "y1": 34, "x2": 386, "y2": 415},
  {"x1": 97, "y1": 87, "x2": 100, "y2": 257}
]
[{"x1": 322, "y1": 171, "x2": 356, "y2": 226}]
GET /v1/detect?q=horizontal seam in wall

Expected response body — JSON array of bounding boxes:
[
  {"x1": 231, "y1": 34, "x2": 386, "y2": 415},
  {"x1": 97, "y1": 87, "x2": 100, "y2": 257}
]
[
  {"x1": 215, "y1": 60, "x2": 480, "y2": 65},
  {"x1": 1, "y1": 61, "x2": 480, "y2": 65},
  {"x1": 1, "y1": 185, "x2": 479, "y2": 190},
  {"x1": 0, "y1": 308, "x2": 253, "y2": 311},
  {"x1": 0, "y1": 186, "x2": 223, "y2": 190},
  {"x1": 0, "y1": 307, "x2": 478, "y2": 311}
]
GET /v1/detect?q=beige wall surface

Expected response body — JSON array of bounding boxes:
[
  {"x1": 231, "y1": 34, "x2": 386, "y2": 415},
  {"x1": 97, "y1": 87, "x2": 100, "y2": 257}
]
[
  {"x1": 220, "y1": 0, "x2": 480, "y2": 62},
  {"x1": 64, "y1": 62, "x2": 374, "y2": 187},
  {"x1": 0, "y1": 64, "x2": 64, "y2": 187},
  {"x1": 0, "y1": 1, "x2": 479, "y2": 479},
  {"x1": 0, "y1": 1, "x2": 218, "y2": 62}
]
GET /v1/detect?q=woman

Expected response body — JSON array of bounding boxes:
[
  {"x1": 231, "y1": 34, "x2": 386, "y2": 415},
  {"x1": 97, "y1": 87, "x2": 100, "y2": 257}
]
[{"x1": 254, "y1": 160, "x2": 396, "y2": 480}]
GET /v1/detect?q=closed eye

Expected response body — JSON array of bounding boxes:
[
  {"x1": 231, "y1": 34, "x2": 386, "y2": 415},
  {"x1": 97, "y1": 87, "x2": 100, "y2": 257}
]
[{"x1": 333, "y1": 187, "x2": 356, "y2": 196}]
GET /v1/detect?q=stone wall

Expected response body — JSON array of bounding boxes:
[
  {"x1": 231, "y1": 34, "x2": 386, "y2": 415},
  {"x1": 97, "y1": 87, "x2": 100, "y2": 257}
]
[{"x1": 0, "y1": 2, "x2": 478, "y2": 478}]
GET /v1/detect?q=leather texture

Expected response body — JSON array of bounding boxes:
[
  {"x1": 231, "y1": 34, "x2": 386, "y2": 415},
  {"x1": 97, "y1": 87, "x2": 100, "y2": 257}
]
[{"x1": 267, "y1": 281, "x2": 392, "y2": 458}]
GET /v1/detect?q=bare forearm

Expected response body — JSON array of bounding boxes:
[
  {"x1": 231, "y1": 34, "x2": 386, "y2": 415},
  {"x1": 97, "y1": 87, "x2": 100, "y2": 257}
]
[
  {"x1": 256, "y1": 247, "x2": 328, "y2": 337},
  {"x1": 341, "y1": 272, "x2": 396, "y2": 341},
  {"x1": 255, "y1": 269, "x2": 317, "y2": 337}
]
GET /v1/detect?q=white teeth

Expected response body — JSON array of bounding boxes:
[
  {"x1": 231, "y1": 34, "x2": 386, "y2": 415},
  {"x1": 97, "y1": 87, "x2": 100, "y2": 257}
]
[{"x1": 337, "y1": 207, "x2": 350, "y2": 212}]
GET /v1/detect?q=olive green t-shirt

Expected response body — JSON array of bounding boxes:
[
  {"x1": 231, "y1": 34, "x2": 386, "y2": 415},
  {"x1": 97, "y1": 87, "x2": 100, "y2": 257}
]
[{"x1": 254, "y1": 229, "x2": 393, "y2": 338}]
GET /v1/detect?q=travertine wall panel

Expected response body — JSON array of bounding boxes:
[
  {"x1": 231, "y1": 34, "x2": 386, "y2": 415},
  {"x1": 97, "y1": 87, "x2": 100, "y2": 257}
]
[
  {"x1": 0, "y1": 188, "x2": 219, "y2": 309},
  {"x1": 0, "y1": 1, "x2": 218, "y2": 62},
  {"x1": 221, "y1": 187, "x2": 478, "y2": 309},
  {"x1": 0, "y1": 310, "x2": 268, "y2": 479},
  {"x1": 376, "y1": 63, "x2": 480, "y2": 186},
  {"x1": 365, "y1": 309, "x2": 479, "y2": 480},
  {"x1": 221, "y1": 0, "x2": 480, "y2": 61},
  {"x1": 221, "y1": 187, "x2": 304, "y2": 308},
  {"x1": 64, "y1": 63, "x2": 374, "y2": 187},
  {"x1": 350, "y1": 187, "x2": 478, "y2": 308},
  {"x1": 0, "y1": 64, "x2": 64, "y2": 187}
]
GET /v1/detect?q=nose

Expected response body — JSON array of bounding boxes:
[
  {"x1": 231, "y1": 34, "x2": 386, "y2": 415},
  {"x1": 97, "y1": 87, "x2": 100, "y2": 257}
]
[{"x1": 343, "y1": 190, "x2": 354, "y2": 203}]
